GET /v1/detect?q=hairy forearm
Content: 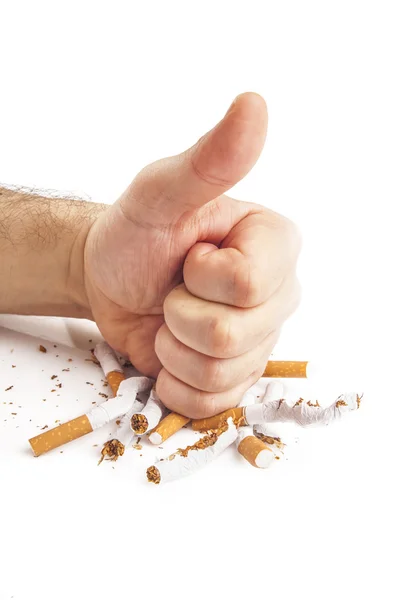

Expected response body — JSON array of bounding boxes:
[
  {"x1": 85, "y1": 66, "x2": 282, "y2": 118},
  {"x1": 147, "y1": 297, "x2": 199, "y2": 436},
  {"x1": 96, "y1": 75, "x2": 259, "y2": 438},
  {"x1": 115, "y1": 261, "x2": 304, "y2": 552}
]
[{"x1": 0, "y1": 186, "x2": 107, "y2": 318}]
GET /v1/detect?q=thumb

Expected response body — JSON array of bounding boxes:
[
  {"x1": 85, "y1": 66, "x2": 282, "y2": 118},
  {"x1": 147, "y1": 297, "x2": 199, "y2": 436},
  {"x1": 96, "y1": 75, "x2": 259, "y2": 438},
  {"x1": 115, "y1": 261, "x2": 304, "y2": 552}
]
[{"x1": 126, "y1": 92, "x2": 268, "y2": 223}]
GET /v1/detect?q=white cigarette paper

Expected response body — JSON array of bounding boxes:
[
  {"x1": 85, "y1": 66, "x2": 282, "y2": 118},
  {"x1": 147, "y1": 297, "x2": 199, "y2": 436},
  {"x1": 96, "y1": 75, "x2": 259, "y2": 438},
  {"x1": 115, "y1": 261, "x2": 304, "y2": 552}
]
[
  {"x1": 93, "y1": 341, "x2": 123, "y2": 375},
  {"x1": 114, "y1": 400, "x2": 146, "y2": 447},
  {"x1": 148, "y1": 418, "x2": 238, "y2": 484},
  {"x1": 131, "y1": 386, "x2": 167, "y2": 434},
  {"x1": 257, "y1": 392, "x2": 360, "y2": 427},
  {"x1": 254, "y1": 381, "x2": 285, "y2": 439},
  {"x1": 87, "y1": 376, "x2": 152, "y2": 429}
]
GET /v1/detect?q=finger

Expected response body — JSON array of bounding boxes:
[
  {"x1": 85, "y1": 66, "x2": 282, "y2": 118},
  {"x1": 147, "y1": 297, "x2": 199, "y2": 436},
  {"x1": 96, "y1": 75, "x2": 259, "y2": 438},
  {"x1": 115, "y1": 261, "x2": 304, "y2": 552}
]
[
  {"x1": 123, "y1": 93, "x2": 268, "y2": 224},
  {"x1": 164, "y1": 276, "x2": 300, "y2": 359},
  {"x1": 155, "y1": 323, "x2": 280, "y2": 393},
  {"x1": 157, "y1": 366, "x2": 265, "y2": 419},
  {"x1": 183, "y1": 204, "x2": 301, "y2": 307}
]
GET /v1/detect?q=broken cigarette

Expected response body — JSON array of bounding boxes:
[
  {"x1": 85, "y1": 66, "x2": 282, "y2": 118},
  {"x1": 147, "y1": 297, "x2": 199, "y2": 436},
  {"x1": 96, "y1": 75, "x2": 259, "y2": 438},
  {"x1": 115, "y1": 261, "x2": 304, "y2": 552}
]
[
  {"x1": 236, "y1": 426, "x2": 275, "y2": 468},
  {"x1": 259, "y1": 391, "x2": 362, "y2": 426},
  {"x1": 98, "y1": 396, "x2": 146, "y2": 464},
  {"x1": 29, "y1": 376, "x2": 152, "y2": 456},
  {"x1": 192, "y1": 392, "x2": 361, "y2": 431},
  {"x1": 148, "y1": 412, "x2": 191, "y2": 445},
  {"x1": 146, "y1": 417, "x2": 238, "y2": 484},
  {"x1": 131, "y1": 385, "x2": 167, "y2": 435},
  {"x1": 93, "y1": 341, "x2": 125, "y2": 396}
]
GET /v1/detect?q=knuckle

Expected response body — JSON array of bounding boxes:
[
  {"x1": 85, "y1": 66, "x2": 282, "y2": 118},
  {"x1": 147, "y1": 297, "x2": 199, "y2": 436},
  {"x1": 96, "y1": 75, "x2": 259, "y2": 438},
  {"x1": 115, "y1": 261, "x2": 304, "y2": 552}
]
[
  {"x1": 208, "y1": 316, "x2": 238, "y2": 358},
  {"x1": 189, "y1": 392, "x2": 219, "y2": 419},
  {"x1": 233, "y1": 260, "x2": 262, "y2": 308},
  {"x1": 202, "y1": 358, "x2": 230, "y2": 393}
]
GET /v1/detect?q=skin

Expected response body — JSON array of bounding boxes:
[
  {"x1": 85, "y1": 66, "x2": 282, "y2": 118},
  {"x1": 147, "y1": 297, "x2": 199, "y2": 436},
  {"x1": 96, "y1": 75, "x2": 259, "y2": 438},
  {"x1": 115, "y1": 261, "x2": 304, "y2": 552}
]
[{"x1": 1, "y1": 93, "x2": 301, "y2": 418}]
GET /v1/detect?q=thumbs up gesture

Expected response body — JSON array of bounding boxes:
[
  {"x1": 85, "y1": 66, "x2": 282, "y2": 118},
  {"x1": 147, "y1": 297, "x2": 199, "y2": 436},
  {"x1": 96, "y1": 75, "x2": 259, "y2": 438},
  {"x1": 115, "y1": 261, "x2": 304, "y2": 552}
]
[{"x1": 85, "y1": 93, "x2": 301, "y2": 418}]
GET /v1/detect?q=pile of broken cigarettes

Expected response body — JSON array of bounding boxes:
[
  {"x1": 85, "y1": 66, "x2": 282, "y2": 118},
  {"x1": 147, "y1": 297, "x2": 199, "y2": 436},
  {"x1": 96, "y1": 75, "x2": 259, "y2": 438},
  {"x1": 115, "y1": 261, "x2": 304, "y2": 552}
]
[{"x1": 28, "y1": 342, "x2": 362, "y2": 484}]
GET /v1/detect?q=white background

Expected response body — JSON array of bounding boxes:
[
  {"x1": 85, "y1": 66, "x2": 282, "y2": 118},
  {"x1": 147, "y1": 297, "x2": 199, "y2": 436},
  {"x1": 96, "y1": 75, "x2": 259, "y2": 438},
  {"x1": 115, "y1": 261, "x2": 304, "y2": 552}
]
[{"x1": 0, "y1": 1, "x2": 399, "y2": 599}]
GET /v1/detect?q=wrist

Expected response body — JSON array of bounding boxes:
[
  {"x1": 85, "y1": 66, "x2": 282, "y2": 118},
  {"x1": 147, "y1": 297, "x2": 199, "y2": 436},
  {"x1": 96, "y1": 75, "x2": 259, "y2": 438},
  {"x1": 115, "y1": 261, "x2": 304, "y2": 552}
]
[{"x1": 68, "y1": 203, "x2": 108, "y2": 320}]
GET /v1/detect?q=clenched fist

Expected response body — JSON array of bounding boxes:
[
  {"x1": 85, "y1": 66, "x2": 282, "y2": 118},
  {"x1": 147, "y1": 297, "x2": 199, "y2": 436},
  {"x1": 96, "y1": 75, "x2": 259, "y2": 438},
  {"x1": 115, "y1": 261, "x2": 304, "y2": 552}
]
[{"x1": 84, "y1": 93, "x2": 301, "y2": 418}]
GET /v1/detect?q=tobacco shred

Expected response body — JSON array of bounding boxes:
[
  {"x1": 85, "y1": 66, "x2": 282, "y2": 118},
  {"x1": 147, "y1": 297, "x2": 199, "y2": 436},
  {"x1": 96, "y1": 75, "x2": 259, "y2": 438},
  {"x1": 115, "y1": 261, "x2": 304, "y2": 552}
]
[
  {"x1": 39, "y1": 345, "x2": 47, "y2": 353},
  {"x1": 147, "y1": 466, "x2": 161, "y2": 484},
  {"x1": 5, "y1": 386, "x2": 13, "y2": 391},
  {"x1": 336, "y1": 399, "x2": 348, "y2": 407},
  {"x1": 41, "y1": 425, "x2": 48, "y2": 430},
  {"x1": 175, "y1": 421, "x2": 229, "y2": 458},
  {"x1": 294, "y1": 397, "x2": 304, "y2": 407},
  {"x1": 131, "y1": 413, "x2": 148, "y2": 434},
  {"x1": 306, "y1": 400, "x2": 320, "y2": 407},
  {"x1": 51, "y1": 375, "x2": 57, "y2": 380},
  {"x1": 98, "y1": 439, "x2": 125, "y2": 465}
]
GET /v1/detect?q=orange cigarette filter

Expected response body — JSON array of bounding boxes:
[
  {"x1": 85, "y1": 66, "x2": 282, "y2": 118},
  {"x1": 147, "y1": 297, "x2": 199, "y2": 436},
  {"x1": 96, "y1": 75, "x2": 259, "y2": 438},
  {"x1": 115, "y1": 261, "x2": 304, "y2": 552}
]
[
  {"x1": 148, "y1": 412, "x2": 191, "y2": 445},
  {"x1": 107, "y1": 370, "x2": 125, "y2": 396},
  {"x1": 191, "y1": 407, "x2": 245, "y2": 432},
  {"x1": 237, "y1": 434, "x2": 274, "y2": 468},
  {"x1": 263, "y1": 361, "x2": 308, "y2": 378},
  {"x1": 29, "y1": 416, "x2": 93, "y2": 457}
]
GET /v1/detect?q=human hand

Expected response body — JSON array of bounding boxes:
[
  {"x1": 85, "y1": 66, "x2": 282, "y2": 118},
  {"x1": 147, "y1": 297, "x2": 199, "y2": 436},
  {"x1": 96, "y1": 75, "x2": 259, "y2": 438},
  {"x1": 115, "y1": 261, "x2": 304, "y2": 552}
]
[{"x1": 84, "y1": 93, "x2": 301, "y2": 418}]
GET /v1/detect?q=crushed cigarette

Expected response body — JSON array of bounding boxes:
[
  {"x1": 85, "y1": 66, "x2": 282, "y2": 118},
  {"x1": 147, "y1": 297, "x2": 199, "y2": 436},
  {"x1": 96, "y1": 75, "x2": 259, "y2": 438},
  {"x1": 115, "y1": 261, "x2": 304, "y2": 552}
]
[
  {"x1": 28, "y1": 376, "x2": 151, "y2": 456},
  {"x1": 259, "y1": 392, "x2": 361, "y2": 426},
  {"x1": 131, "y1": 385, "x2": 167, "y2": 435},
  {"x1": 192, "y1": 389, "x2": 361, "y2": 432},
  {"x1": 99, "y1": 395, "x2": 146, "y2": 462},
  {"x1": 147, "y1": 418, "x2": 238, "y2": 484}
]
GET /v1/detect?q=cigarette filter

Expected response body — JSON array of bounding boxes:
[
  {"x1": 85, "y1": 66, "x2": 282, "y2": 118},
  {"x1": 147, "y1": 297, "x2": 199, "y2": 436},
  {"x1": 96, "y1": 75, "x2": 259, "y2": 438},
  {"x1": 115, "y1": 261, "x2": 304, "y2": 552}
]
[
  {"x1": 263, "y1": 361, "x2": 308, "y2": 378},
  {"x1": 236, "y1": 426, "x2": 275, "y2": 468},
  {"x1": 148, "y1": 412, "x2": 191, "y2": 445},
  {"x1": 93, "y1": 342, "x2": 125, "y2": 396}
]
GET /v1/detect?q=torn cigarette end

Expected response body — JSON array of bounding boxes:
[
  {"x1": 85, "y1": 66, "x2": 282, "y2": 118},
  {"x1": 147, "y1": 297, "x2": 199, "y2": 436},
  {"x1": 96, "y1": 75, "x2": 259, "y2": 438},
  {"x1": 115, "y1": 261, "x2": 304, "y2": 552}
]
[
  {"x1": 106, "y1": 371, "x2": 126, "y2": 396},
  {"x1": 29, "y1": 415, "x2": 93, "y2": 456},
  {"x1": 191, "y1": 407, "x2": 246, "y2": 432},
  {"x1": 148, "y1": 412, "x2": 191, "y2": 444},
  {"x1": 263, "y1": 361, "x2": 308, "y2": 378},
  {"x1": 176, "y1": 423, "x2": 228, "y2": 457},
  {"x1": 254, "y1": 431, "x2": 285, "y2": 450},
  {"x1": 98, "y1": 439, "x2": 125, "y2": 465},
  {"x1": 237, "y1": 435, "x2": 274, "y2": 468},
  {"x1": 147, "y1": 466, "x2": 161, "y2": 484},
  {"x1": 131, "y1": 413, "x2": 149, "y2": 434}
]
